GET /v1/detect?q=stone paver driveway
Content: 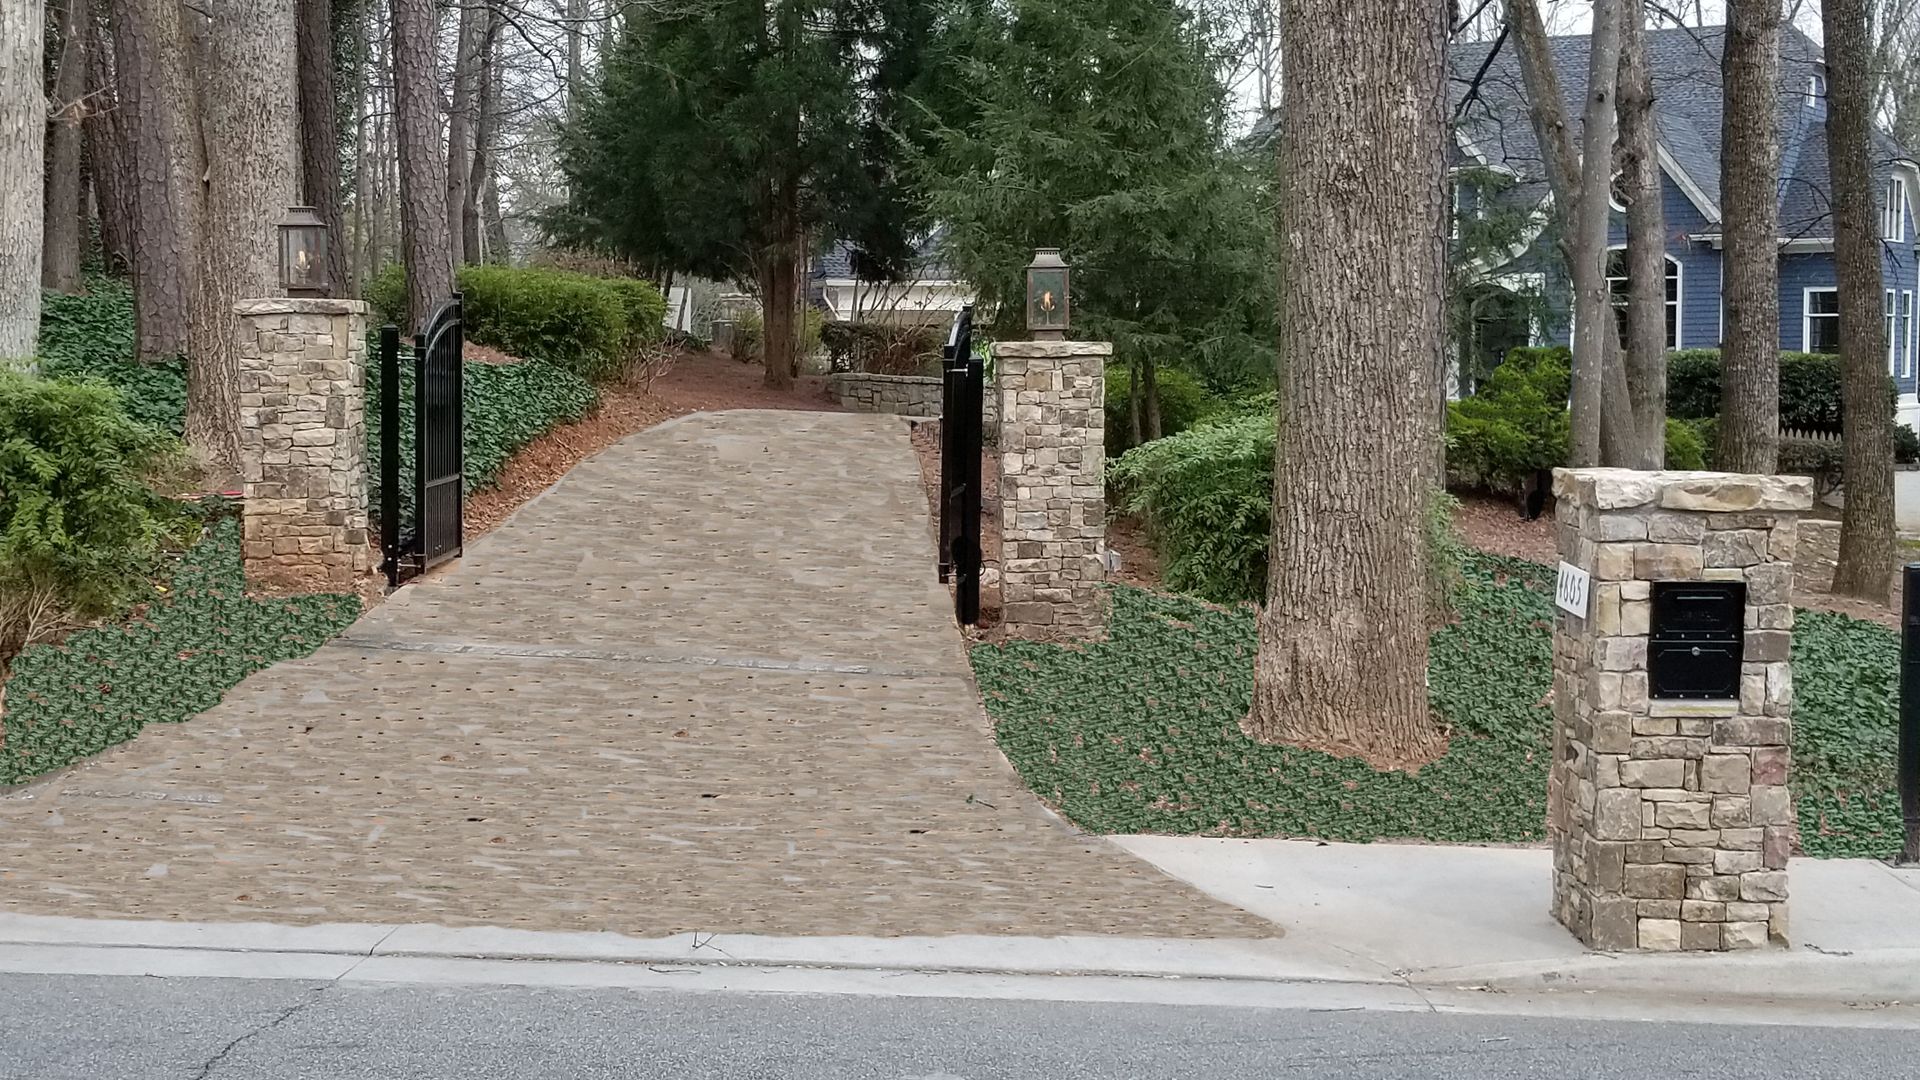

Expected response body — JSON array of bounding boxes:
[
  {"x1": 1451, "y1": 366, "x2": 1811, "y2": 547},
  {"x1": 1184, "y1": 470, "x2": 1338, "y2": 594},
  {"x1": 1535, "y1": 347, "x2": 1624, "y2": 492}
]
[{"x1": 0, "y1": 410, "x2": 1272, "y2": 938}]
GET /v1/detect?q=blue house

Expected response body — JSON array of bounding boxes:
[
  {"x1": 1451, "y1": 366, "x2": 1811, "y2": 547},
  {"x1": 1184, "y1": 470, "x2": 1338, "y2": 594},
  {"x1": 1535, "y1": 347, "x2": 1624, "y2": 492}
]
[{"x1": 1450, "y1": 26, "x2": 1920, "y2": 428}]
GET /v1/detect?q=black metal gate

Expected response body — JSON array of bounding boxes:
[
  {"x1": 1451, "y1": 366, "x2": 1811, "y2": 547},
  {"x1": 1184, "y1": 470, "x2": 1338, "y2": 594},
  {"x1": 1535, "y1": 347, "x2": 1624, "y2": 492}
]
[
  {"x1": 938, "y1": 305, "x2": 983, "y2": 626},
  {"x1": 379, "y1": 294, "x2": 464, "y2": 587}
]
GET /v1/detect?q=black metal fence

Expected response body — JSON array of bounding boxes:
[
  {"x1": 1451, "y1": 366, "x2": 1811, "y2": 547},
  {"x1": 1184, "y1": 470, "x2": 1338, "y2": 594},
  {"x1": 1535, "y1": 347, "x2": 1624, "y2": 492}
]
[
  {"x1": 379, "y1": 294, "x2": 465, "y2": 588},
  {"x1": 938, "y1": 305, "x2": 984, "y2": 626}
]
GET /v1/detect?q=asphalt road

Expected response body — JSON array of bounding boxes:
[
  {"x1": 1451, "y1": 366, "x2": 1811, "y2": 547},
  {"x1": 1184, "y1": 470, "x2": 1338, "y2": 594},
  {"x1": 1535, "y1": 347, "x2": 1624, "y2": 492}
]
[{"x1": 7, "y1": 973, "x2": 1920, "y2": 1080}]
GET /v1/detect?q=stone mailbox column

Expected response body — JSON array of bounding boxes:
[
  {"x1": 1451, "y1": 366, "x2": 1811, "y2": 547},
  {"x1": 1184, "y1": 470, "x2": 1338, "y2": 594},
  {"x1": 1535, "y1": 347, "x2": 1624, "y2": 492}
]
[
  {"x1": 234, "y1": 298, "x2": 371, "y2": 590},
  {"x1": 1549, "y1": 469, "x2": 1811, "y2": 952},
  {"x1": 995, "y1": 340, "x2": 1109, "y2": 635}
]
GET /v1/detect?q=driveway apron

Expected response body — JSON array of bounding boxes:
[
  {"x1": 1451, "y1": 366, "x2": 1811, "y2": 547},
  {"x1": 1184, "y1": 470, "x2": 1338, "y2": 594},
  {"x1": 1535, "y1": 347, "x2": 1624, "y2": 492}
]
[{"x1": 0, "y1": 410, "x2": 1272, "y2": 938}]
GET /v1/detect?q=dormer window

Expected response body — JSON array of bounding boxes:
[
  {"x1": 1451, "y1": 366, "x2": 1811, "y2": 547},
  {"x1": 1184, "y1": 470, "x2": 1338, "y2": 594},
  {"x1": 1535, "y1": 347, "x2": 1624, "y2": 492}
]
[
  {"x1": 1806, "y1": 73, "x2": 1826, "y2": 109},
  {"x1": 1887, "y1": 176, "x2": 1910, "y2": 242}
]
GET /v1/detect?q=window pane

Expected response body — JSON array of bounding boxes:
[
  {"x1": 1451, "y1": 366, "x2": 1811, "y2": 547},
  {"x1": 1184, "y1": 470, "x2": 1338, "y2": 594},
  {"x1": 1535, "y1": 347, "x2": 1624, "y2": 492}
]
[
  {"x1": 1666, "y1": 304, "x2": 1678, "y2": 350},
  {"x1": 1809, "y1": 315, "x2": 1841, "y2": 353},
  {"x1": 1808, "y1": 290, "x2": 1839, "y2": 316}
]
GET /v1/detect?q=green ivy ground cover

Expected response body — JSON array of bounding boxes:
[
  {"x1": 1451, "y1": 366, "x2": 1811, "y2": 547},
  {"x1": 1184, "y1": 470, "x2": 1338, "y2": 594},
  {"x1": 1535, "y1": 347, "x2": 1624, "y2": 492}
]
[
  {"x1": 973, "y1": 555, "x2": 1902, "y2": 857},
  {"x1": 0, "y1": 515, "x2": 360, "y2": 787}
]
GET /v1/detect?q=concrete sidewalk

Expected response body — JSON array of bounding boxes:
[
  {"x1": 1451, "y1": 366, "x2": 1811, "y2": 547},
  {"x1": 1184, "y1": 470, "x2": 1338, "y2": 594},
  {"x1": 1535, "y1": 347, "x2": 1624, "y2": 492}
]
[
  {"x1": 1116, "y1": 836, "x2": 1920, "y2": 1002},
  {"x1": 8, "y1": 838, "x2": 1920, "y2": 1015}
]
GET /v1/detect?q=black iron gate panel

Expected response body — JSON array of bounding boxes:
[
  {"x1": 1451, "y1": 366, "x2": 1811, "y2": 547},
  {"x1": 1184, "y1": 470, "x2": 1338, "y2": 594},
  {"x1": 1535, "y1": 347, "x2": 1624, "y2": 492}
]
[
  {"x1": 416, "y1": 294, "x2": 465, "y2": 572},
  {"x1": 938, "y1": 305, "x2": 983, "y2": 626},
  {"x1": 378, "y1": 295, "x2": 464, "y2": 588}
]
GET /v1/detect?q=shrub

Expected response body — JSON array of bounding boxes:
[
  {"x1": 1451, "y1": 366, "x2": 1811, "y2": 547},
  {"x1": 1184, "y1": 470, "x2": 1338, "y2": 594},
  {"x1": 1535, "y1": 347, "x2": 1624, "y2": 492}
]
[
  {"x1": 366, "y1": 354, "x2": 598, "y2": 521},
  {"x1": 1448, "y1": 348, "x2": 1718, "y2": 490},
  {"x1": 1109, "y1": 412, "x2": 1275, "y2": 603},
  {"x1": 820, "y1": 321, "x2": 943, "y2": 375},
  {"x1": 366, "y1": 265, "x2": 665, "y2": 383},
  {"x1": 0, "y1": 373, "x2": 185, "y2": 710},
  {"x1": 1898, "y1": 424, "x2": 1920, "y2": 464},
  {"x1": 732, "y1": 307, "x2": 824, "y2": 366},
  {"x1": 456, "y1": 265, "x2": 625, "y2": 380},
  {"x1": 1668, "y1": 348, "x2": 1874, "y2": 433},
  {"x1": 1105, "y1": 365, "x2": 1220, "y2": 457}
]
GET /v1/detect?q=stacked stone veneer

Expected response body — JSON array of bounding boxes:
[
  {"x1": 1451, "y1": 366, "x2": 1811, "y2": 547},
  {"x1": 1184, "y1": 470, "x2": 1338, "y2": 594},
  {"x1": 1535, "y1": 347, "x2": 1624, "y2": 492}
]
[
  {"x1": 826, "y1": 370, "x2": 1002, "y2": 427},
  {"x1": 1549, "y1": 468, "x2": 1812, "y2": 952},
  {"x1": 995, "y1": 341, "x2": 1109, "y2": 634},
  {"x1": 235, "y1": 298, "x2": 372, "y2": 589}
]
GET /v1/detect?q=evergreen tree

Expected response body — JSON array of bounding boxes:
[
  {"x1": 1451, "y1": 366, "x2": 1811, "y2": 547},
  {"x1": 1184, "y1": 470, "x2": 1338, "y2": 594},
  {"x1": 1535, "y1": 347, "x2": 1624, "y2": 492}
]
[
  {"x1": 916, "y1": 0, "x2": 1274, "y2": 413},
  {"x1": 553, "y1": 0, "x2": 929, "y2": 388}
]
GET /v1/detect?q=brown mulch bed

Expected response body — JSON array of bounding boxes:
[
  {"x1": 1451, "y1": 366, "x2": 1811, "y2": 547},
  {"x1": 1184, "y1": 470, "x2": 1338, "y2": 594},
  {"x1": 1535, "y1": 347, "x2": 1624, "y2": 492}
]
[{"x1": 462, "y1": 349, "x2": 839, "y2": 538}]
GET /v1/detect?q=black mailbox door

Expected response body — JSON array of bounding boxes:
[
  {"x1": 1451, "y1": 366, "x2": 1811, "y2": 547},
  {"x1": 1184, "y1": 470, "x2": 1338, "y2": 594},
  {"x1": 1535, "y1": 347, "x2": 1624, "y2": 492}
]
[{"x1": 1649, "y1": 581, "x2": 1746, "y2": 700}]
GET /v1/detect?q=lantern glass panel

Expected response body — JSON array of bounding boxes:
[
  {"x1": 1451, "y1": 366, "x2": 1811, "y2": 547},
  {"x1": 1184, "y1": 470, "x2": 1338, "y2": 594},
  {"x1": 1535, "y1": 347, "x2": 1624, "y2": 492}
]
[{"x1": 1027, "y1": 268, "x2": 1069, "y2": 331}]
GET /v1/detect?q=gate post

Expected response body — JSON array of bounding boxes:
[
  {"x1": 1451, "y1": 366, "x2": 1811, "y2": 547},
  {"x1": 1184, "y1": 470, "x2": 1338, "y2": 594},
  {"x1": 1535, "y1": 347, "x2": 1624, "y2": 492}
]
[
  {"x1": 234, "y1": 298, "x2": 372, "y2": 590},
  {"x1": 994, "y1": 340, "x2": 1110, "y2": 636}
]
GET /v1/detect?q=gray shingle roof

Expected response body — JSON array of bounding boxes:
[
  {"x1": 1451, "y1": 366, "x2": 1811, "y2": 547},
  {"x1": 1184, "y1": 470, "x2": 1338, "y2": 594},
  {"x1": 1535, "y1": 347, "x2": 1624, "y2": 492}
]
[
  {"x1": 811, "y1": 230, "x2": 954, "y2": 282},
  {"x1": 1445, "y1": 24, "x2": 1915, "y2": 232}
]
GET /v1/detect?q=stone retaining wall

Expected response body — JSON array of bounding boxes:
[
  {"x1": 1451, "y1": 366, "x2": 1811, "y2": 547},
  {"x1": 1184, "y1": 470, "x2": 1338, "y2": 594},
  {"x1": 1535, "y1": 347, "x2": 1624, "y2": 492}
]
[
  {"x1": 1549, "y1": 468, "x2": 1811, "y2": 952},
  {"x1": 826, "y1": 371, "x2": 1001, "y2": 427}
]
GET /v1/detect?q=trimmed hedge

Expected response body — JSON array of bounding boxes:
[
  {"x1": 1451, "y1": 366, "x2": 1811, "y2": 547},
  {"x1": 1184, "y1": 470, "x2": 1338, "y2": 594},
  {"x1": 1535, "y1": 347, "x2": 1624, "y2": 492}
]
[{"x1": 366, "y1": 264, "x2": 667, "y2": 382}]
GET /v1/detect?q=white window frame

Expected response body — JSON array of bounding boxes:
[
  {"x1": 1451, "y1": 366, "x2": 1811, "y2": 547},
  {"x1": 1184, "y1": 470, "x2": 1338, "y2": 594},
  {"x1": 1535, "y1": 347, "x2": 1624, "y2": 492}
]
[
  {"x1": 1887, "y1": 177, "x2": 1910, "y2": 243},
  {"x1": 1806, "y1": 73, "x2": 1826, "y2": 108},
  {"x1": 1604, "y1": 247, "x2": 1683, "y2": 349},
  {"x1": 1903, "y1": 290, "x2": 1916, "y2": 380},
  {"x1": 1804, "y1": 286, "x2": 1841, "y2": 353},
  {"x1": 1451, "y1": 178, "x2": 1462, "y2": 241},
  {"x1": 1890, "y1": 289, "x2": 1901, "y2": 374}
]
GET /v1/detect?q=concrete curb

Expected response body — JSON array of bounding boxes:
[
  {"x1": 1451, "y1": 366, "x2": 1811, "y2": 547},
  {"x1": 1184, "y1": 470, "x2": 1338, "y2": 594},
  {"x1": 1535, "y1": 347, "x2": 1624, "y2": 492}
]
[
  {"x1": 0, "y1": 914, "x2": 1366, "y2": 986},
  {"x1": 6, "y1": 913, "x2": 1918, "y2": 1006}
]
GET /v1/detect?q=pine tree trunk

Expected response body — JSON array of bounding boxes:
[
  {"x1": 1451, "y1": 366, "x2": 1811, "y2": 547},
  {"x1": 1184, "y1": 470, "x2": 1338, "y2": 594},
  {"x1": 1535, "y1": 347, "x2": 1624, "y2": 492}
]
[
  {"x1": 393, "y1": 0, "x2": 452, "y2": 330},
  {"x1": 483, "y1": 168, "x2": 508, "y2": 263},
  {"x1": 1127, "y1": 356, "x2": 1143, "y2": 449},
  {"x1": 1618, "y1": 5, "x2": 1666, "y2": 468},
  {"x1": 445, "y1": 0, "x2": 483, "y2": 268},
  {"x1": 114, "y1": 0, "x2": 201, "y2": 362},
  {"x1": 758, "y1": 245, "x2": 798, "y2": 390},
  {"x1": 0, "y1": 0, "x2": 46, "y2": 363},
  {"x1": 1141, "y1": 356, "x2": 1163, "y2": 442},
  {"x1": 187, "y1": 0, "x2": 299, "y2": 485},
  {"x1": 84, "y1": 13, "x2": 134, "y2": 276},
  {"x1": 1249, "y1": 0, "x2": 1447, "y2": 765},
  {"x1": 347, "y1": 0, "x2": 371, "y2": 293},
  {"x1": 1717, "y1": 0, "x2": 1783, "y2": 473},
  {"x1": 464, "y1": 2, "x2": 500, "y2": 263},
  {"x1": 1568, "y1": 0, "x2": 1623, "y2": 468},
  {"x1": 566, "y1": 0, "x2": 586, "y2": 116},
  {"x1": 42, "y1": 0, "x2": 88, "y2": 295},
  {"x1": 297, "y1": 0, "x2": 348, "y2": 292},
  {"x1": 1827, "y1": 0, "x2": 1896, "y2": 599}
]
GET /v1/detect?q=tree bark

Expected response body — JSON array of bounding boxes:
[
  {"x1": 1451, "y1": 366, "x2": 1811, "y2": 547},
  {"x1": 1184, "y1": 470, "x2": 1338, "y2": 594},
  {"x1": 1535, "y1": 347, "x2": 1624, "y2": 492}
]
[
  {"x1": 0, "y1": 0, "x2": 46, "y2": 363},
  {"x1": 1618, "y1": 3, "x2": 1666, "y2": 469},
  {"x1": 84, "y1": 11, "x2": 133, "y2": 275},
  {"x1": 1127, "y1": 356, "x2": 1143, "y2": 449},
  {"x1": 1141, "y1": 355, "x2": 1163, "y2": 442},
  {"x1": 1248, "y1": 0, "x2": 1448, "y2": 764},
  {"x1": 1827, "y1": 0, "x2": 1897, "y2": 599},
  {"x1": 1717, "y1": 0, "x2": 1783, "y2": 473},
  {"x1": 297, "y1": 0, "x2": 348, "y2": 293},
  {"x1": 186, "y1": 0, "x2": 299, "y2": 484},
  {"x1": 757, "y1": 249, "x2": 799, "y2": 390},
  {"x1": 1568, "y1": 0, "x2": 1623, "y2": 468},
  {"x1": 393, "y1": 0, "x2": 452, "y2": 330},
  {"x1": 445, "y1": 0, "x2": 483, "y2": 268},
  {"x1": 566, "y1": 0, "x2": 586, "y2": 117},
  {"x1": 114, "y1": 0, "x2": 201, "y2": 362},
  {"x1": 42, "y1": 0, "x2": 89, "y2": 295},
  {"x1": 464, "y1": 1, "x2": 500, "y2": 264},
  {"x1": 1508, "y1": 0, "x2": 1635, "y2": 466}
]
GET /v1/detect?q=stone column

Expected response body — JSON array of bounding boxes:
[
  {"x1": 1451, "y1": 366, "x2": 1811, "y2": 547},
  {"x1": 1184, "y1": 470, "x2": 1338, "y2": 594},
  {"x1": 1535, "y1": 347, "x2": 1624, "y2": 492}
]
[
  {"x1": 995, "y1": 340, "x2": 1109, "y2": 634},
  {"x1": 234, "y1": 298, "x2": 371, "y2": 590},
  {"x1": 1549, "y1": 469, "x2": 1812, "y2": 952}
]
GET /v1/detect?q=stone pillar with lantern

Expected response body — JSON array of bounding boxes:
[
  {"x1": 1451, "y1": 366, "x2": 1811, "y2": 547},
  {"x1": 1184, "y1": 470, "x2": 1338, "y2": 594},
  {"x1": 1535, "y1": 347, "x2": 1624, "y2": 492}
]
[
  {"x1": 995, "y1": 249, "x2": 1110, "y2": 635},
  {"x1": 233, "y1": 208, "x2": 372, "y2": 589}
]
